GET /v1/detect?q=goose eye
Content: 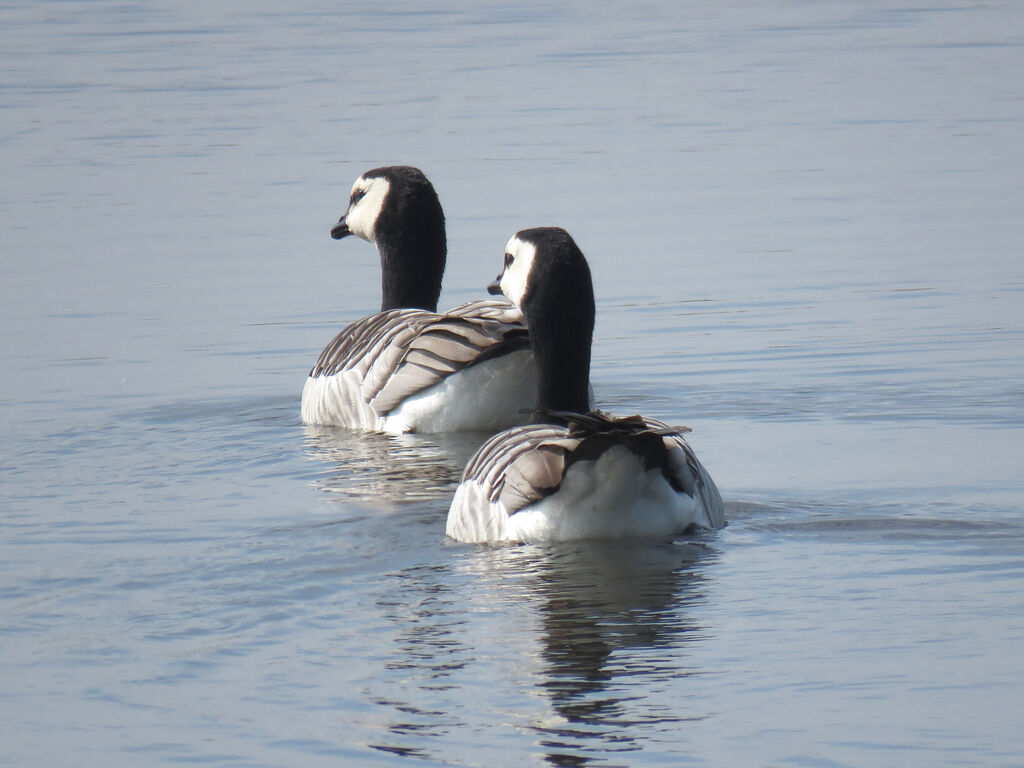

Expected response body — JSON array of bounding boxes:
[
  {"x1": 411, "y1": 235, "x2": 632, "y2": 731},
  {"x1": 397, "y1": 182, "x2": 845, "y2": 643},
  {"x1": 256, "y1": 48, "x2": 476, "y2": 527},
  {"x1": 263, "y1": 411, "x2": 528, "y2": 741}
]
[
  {"x1": 504, "y1": 253, "x2": 514, "y2": 268},
  {"x1": 350, "y1": 188, "x2": 366, "y2": 205}
]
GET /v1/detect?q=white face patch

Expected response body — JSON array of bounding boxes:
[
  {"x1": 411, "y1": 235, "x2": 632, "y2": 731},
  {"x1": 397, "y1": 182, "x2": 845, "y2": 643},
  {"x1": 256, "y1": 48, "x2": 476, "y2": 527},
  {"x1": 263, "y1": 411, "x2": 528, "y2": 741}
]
[
  {"x1": 341, "y1": 175, "x2": 389, "y2": 243},
  {"x1": 499, "y1": 235, "x2": 537, "y2": 309}
]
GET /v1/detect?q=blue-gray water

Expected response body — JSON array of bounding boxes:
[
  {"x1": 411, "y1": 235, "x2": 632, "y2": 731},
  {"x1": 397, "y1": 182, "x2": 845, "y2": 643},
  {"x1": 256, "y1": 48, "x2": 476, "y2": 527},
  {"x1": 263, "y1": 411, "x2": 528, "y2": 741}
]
[{"x1": 2, "y1": 2, "x2": 1023, "y2": 766}]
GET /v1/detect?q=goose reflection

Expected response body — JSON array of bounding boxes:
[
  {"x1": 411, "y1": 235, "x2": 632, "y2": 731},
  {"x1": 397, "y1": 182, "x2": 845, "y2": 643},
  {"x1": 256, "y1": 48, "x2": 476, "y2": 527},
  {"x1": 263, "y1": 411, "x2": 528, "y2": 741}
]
[
  {"x1": 302, "y1": 424, "x2": 486, "y2": 505},
  {"x1": 464, "y1": 539, "x2": 717, "y2": 763}
]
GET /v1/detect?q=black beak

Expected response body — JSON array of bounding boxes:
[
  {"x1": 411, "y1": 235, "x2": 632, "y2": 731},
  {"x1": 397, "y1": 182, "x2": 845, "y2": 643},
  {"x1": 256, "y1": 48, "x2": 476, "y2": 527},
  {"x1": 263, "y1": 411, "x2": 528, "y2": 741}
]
[
  {"x1": 330, "y1": 217, "x2": 351, "y2": 240},
  {"x1": 487, "y1": 275, "x2": 503, "y2": 295}
]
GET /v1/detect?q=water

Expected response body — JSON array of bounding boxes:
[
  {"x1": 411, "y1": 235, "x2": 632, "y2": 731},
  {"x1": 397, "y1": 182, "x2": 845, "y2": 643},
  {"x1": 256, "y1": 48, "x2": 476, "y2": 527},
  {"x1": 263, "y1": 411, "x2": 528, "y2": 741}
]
[{"x1": 2, "y1": 1, "x2": 1023, "y2": 765}]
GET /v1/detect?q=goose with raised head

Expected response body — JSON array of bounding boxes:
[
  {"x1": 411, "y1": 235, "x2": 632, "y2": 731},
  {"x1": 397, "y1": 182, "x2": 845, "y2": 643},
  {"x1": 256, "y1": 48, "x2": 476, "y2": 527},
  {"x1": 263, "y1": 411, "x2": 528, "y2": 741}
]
[
  {"x1": 301, "y1": 166, "x2": 538, "y2": 433},
  {"x1": 446, "y1": 227, "x2": 725, "y2": 543}
]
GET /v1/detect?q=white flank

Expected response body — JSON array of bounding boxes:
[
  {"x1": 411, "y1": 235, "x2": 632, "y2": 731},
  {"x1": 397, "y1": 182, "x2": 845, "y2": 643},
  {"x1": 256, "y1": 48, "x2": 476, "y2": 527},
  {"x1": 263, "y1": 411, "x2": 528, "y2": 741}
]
[
  {"x1": 505, "y1": 445, "x2": 707, "y2": 543},
  {"x1": 301, "y1": 369, "x2": 383, "y2": 431},
  {"x1": 301, "y1": 349, "x2": 536, "y2": 435},
  {"x1": 382, "y1": 348, "x2": 536, "y2": 434},
  {"x1": 447, "y1": 442, "x2": 717, "y2": 545},
  {"x1": 446, "y1": 481, "x2": 506, "y2": 542}
]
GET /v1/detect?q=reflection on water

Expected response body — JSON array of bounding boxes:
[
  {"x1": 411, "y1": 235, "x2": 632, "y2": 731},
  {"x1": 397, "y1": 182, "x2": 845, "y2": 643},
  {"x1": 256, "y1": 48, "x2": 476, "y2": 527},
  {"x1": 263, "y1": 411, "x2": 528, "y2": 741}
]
[
  {"x1": 531, "y1": 543, "x2": 711, "y2": 765},
  {"x1": 302, "y1": 426, "x2": 487, "y2": 505},
  {"x1": 358, "y1": 541, "x2": 718, "y2": 764},
  {"x1": 459, "y1": 540, "x2": 717, "y2": 765},
  {"x1": 366, "y1": 563, "x2": 472, "y2": 759}
]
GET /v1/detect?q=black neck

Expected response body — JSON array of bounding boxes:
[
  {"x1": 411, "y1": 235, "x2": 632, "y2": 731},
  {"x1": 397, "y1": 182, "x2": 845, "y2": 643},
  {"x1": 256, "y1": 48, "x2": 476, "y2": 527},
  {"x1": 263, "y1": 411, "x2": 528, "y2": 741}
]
[
  {"x1": 526, "y1": 285, "x2": 594, "y2": 422},
  {"x1": 376, "y1": 234, "x2": 445, "y2": 312}
]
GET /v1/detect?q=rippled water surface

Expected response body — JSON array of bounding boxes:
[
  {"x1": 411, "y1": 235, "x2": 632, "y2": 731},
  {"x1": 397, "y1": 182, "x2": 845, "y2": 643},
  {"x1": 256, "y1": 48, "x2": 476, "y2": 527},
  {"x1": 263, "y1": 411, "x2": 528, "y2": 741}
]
[{"x1": 2, "y1": 2, "x2": 1023, "y2": 766}]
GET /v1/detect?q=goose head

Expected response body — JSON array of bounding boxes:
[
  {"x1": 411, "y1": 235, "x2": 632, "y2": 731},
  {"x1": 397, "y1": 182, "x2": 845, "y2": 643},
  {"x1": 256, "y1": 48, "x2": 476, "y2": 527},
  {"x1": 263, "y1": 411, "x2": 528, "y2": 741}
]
[
  {"x1": 330, "y1": 165, "x2": 447, "y2": 312},
  {"x1": 488, "y1": 227, "x2": 593, "y2": 321},
  {"x1": 488, "y1": 226, "x2": 595, "y2": 417}
]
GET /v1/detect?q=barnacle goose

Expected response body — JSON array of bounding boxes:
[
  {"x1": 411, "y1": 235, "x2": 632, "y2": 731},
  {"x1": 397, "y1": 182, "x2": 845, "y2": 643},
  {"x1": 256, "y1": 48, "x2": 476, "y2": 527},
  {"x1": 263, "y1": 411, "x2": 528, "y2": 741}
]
[
  {"x1": 446, "y1": 227, "x2": 725, "y2": 543},
  {"x1": 300, "y1": 166, "x2": 538, "y2": 433}
]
